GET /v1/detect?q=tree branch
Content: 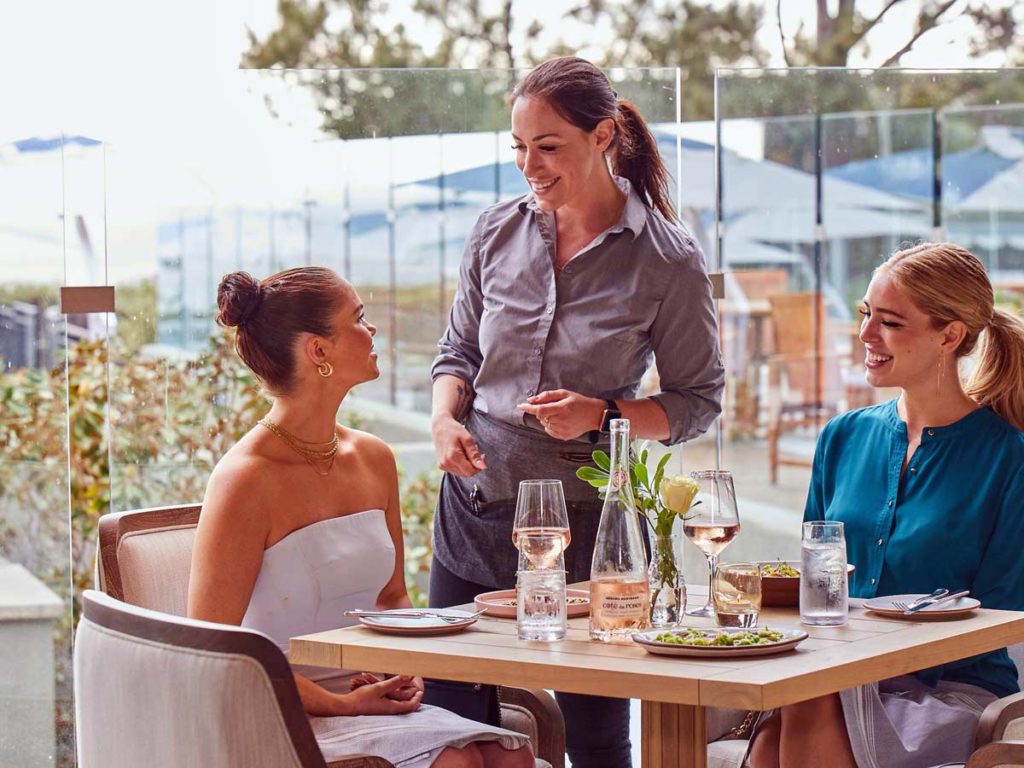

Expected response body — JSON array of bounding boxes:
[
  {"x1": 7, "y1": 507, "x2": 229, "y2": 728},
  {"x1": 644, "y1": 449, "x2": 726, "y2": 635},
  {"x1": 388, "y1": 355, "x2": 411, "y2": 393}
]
[
  {"x1": 880, "y1": 0, "x2": 958, "y2": 67},
  {"x1": 847, "y1": 0, "x2": 904, "y2": 50},
  {"x1": 777, "y1": 0, "x2": 793, "y2": 67}
]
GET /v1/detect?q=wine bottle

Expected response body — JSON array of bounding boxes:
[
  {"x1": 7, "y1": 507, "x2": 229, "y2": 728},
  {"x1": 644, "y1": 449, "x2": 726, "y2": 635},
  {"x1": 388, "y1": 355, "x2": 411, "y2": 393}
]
[{"x1": 589, "y1": 418, "x2": 650, "y2": 641}]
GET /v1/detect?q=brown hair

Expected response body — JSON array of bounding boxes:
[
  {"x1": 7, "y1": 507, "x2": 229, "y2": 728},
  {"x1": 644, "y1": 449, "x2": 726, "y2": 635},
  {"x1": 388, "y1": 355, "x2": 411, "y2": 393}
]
[
  {"x1": 878, "y1": 242, "x2": 1024, "y2": 430},
  {"x1": 216, "y1": 267, "x2": 344, "y2": 394},
  {"x1": 511, "y1": 56, "x2": 676, "y2": 221}
]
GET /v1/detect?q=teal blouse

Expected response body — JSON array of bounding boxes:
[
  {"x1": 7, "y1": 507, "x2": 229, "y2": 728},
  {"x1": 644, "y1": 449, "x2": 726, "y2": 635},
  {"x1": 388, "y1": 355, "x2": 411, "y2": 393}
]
[{"x1": 804, "y1": 399, "x2": 1024, "y2": 698}]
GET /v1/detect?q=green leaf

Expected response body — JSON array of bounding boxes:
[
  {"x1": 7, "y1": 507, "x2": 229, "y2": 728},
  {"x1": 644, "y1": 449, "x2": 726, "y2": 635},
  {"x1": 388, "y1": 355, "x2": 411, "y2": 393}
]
[
  {"x1": 634, "y1": 461, "x2": 649, "y2": 489},
  {"x1": 653, "y1": 452, "x2": 671, "y2": 493},
  {"x1": 592, "y1": 450, "x2": 610, "y2": 471},
  {"x1": 576, "y1": 466, "x2": 609, "y2": 484}
]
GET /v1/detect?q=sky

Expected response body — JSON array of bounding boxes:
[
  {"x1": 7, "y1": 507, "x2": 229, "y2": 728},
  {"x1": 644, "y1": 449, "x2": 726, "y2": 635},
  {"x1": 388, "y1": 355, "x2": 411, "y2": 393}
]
[
  {"x1": 0, "y1": 0, "x2": 1017, "y2": 283},
  {"x1": 0, "y1": 0, "x2": 1015, "y2": 145}
]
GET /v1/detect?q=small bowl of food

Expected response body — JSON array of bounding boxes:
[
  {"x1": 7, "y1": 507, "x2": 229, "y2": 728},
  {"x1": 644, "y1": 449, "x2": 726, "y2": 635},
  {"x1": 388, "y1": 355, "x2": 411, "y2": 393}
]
[{"x1": 757, "y1": 560, "x2": 856, "y2": 607}]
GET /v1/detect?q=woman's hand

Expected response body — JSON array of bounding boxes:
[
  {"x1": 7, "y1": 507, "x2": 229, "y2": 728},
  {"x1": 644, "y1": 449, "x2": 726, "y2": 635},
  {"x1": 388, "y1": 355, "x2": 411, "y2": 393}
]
[
  {"x1": 351, "y1": 673, "x2": 424, "y2": 702},
  {"x1": 340, "y1": 674, "x2": 423, "y2": 715},
  {"x1": 432, "y1": 414, "x2": 487, "y2": 476},
  {"x1": 518, "y1": 390, "x2": 605, "y2": 441}
]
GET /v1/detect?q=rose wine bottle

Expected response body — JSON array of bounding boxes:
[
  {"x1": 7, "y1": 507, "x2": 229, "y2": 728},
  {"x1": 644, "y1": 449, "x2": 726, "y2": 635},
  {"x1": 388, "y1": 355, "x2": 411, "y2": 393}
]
[{"x1": 589, "y1": 419, "x2": 650, "y2": 641}]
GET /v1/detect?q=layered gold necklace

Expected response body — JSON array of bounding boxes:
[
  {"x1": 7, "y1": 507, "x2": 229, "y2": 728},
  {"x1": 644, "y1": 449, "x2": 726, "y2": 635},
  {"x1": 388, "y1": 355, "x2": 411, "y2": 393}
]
[{"x1": 258, "y1": 418, "x2": 339, "y2": 476}]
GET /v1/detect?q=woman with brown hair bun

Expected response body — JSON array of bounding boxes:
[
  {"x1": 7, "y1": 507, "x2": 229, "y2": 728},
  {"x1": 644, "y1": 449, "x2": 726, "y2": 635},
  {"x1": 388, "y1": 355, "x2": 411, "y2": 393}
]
[
  {"x1": 429, "y1": 56, "x2": 725, "y2": 766},
  {"x1": 189, "y1": 267, "x2": 538, "y2": 768},
  {"x1": 748, "y1": 243, "x2": 1024, "y2": 767}
]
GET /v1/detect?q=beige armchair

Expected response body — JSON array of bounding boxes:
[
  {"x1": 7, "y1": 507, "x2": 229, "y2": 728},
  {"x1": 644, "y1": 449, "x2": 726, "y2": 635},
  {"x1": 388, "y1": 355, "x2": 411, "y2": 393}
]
[
  {"x1": 96, "y1": 504, "x2": 565, "y2": 767},
  {"x1": 75, "y1": 589, "x2": 389, "y2": 768}
]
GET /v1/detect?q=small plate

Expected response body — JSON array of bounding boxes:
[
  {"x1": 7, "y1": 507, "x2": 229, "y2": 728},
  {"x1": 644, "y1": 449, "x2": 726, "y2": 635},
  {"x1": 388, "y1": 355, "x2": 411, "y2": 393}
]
[
  {"x1": 356, "y1": 608, "x2": 478, "y2": 635},
  {"x1": 475, "y1": 589, "x2": 591, "y2": 618},
  {"x1": 632, "y1": 627, "x2": 808, "y2": 658},
  {"x1": 864, "y1": 594, "x2": 981, "y2": 619}
]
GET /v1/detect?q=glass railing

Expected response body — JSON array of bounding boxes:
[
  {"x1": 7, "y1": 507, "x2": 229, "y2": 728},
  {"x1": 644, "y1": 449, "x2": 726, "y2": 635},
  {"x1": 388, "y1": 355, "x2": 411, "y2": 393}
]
[{"x1": 0, "y1": 132, "x2": 75, "y2": 765}]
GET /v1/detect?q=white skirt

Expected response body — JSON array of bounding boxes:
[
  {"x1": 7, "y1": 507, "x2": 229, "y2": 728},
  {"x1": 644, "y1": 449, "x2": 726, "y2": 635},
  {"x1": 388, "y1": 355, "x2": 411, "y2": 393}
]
[
  {"x1": 310, "y1": 703, "x2": 544, "y2": 768},
  {"x1": 838, "y1": 675, "x2": 997, "y2": 768}
]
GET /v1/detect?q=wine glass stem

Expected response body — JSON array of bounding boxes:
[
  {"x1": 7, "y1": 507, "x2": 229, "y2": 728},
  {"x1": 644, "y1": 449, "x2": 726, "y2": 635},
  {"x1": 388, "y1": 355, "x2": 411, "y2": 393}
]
[{"x1": 705, "y1": 553, "x2": 718, "y2": 609}]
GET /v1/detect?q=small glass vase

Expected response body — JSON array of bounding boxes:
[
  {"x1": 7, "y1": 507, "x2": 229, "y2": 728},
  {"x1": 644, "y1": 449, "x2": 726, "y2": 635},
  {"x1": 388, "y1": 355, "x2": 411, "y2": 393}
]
[{"x1": 648, "y1": 529, "x2": 686, "y2": 628}]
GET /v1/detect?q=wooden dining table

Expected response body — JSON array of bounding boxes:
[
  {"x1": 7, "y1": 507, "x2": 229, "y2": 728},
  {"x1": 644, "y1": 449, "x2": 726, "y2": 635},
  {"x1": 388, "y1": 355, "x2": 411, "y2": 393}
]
[{"x1": 290, "y1": 587, "x2": 1024, "y2": 768}]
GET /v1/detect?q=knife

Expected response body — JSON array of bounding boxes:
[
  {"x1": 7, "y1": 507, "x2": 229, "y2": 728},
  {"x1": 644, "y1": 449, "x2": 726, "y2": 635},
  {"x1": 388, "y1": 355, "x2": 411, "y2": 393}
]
[{"x1": 902, "y1": 590, "x2": 971, "y2": 615}]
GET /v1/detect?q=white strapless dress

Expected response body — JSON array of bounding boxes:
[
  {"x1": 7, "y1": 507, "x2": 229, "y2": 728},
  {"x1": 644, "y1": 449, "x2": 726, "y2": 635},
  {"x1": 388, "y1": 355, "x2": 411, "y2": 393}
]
[{"x1": 241, "y1": 509, "x2": 539, "y2": 767}]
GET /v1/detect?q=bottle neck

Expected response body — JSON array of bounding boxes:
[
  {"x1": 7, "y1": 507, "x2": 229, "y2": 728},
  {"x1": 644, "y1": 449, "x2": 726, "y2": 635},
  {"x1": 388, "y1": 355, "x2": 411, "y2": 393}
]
[{"x1": 608, "y1": 421, "x2": 632, "y2": 495}]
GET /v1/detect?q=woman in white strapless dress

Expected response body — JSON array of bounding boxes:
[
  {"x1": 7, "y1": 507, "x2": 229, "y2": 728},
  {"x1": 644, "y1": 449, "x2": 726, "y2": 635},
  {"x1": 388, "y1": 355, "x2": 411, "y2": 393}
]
[{"x1": 188, "y1": 267, "x2": 539, "y2": 768}]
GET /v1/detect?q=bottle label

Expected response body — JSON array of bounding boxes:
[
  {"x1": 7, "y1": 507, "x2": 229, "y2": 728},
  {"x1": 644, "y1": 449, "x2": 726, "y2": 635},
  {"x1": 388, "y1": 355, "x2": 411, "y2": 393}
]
[
  {"x1": 599, "y1": 592, "x2": 646, "y2": 617},
  {"x1": 610, "y1": 468, "x2": 627, "y2": 491}
]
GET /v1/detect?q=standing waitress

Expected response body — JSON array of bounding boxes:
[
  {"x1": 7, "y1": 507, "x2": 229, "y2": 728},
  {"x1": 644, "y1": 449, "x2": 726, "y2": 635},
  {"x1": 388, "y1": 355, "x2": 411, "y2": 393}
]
[{"x1": 428, "y1": 56, "x2": 724, "y2": 767}]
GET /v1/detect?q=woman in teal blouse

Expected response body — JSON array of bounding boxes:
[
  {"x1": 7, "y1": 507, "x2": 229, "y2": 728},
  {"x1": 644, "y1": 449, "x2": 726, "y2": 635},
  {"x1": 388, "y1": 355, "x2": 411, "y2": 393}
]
[{"x1": 750, "y1": 243, "x2": 1024, "y2": 768}]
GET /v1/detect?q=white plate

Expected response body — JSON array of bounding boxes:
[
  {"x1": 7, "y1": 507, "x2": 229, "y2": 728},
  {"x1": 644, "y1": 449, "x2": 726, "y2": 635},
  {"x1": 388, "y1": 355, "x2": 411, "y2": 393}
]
[
  {"x1": 632, "y1": 627, "x2": 808, "y2": 658},
  {"x1": 356, "y1": 608, "x2": 478, "y2": 636},
  {"x1": 864, "y1": 594, "x2": 980, "y2": 619}
]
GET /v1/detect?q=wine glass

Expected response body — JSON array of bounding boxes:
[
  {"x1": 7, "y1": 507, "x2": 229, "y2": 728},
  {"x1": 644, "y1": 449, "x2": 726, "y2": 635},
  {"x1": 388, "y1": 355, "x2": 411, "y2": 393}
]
[
  {"x1": 513, "y1": 480, "x2": 571, "y2": 570},
  {"x1": 684, "y1": 470, "x2": 741, "y2": 617}
]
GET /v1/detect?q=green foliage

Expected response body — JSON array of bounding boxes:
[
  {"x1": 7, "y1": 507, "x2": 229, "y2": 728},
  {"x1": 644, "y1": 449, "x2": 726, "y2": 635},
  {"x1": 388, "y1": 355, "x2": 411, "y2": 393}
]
[{"x1": 398, "y1": 467, "x2": 441, "y2": 607}]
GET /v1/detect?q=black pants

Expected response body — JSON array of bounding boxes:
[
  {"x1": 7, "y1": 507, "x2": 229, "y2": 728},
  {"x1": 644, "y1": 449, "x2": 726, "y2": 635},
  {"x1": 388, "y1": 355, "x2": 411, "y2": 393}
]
[{"x1": 426, "y1": 557, "x2": 633, "y2": 768}]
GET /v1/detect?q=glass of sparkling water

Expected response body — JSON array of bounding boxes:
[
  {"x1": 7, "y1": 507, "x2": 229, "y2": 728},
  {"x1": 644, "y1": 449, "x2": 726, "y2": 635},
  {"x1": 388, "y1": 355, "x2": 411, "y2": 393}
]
[
  {"x1": 800, "y1": 521, "x2": 848, "y2": 626},
  {"x1": 517, "y1": 569, "x2": 567, "y2": 641}
]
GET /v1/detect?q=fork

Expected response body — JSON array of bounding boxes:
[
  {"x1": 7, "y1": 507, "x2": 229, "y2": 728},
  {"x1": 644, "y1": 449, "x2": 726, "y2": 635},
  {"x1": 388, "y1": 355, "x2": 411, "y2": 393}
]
[
  {"x1": 894, "y1": 590, "x2": 969, "y2": 613},
  {"x1": 345, "y1": 609, "x2": 486, "y2": 623},
  {"x1": 893, "y1": 589, "x2": 948, "y2": 612}
]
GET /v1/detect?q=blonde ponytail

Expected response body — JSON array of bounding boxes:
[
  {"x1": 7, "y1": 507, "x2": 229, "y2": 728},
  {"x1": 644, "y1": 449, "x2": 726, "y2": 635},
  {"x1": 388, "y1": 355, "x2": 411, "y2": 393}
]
[{"x1": 966, "y1": 309, "x2": 1024, "y2": 430}]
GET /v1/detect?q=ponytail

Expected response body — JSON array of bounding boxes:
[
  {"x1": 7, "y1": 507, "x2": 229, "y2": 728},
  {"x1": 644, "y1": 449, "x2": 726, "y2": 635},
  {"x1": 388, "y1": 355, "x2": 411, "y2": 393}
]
[
  {"x1": 966, "y1": 308, "x2": 1024, "y2": 431},
  {"x1": 614, "y1": 99, "x2": 676, "y2": 222}
]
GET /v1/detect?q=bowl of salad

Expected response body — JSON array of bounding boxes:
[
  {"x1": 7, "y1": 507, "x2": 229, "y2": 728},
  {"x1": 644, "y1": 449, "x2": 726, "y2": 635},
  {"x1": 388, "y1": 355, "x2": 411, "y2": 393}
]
[{"x1": 757, "y1": 560, "x2": 855, "y2": 607}]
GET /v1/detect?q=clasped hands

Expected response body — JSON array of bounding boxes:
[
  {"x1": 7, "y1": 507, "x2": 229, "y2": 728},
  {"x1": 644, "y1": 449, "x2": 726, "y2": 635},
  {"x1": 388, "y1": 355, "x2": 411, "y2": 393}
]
[{"x1": 348, "y1": 672, "x2": 424, "y2": 714}]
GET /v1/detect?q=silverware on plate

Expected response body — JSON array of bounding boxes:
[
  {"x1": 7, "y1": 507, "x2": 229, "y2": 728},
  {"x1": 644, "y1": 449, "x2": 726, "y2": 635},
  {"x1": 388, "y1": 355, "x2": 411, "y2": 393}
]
[
  {"x1": 894, "y1": 589, "x2": 948, "y2": 612},
  {"x1": 344, "y1": 609, "x2": 485, "y2": 624},
  {"x1": 897, "y1": 590, "x2": 971, "y2": 615}
]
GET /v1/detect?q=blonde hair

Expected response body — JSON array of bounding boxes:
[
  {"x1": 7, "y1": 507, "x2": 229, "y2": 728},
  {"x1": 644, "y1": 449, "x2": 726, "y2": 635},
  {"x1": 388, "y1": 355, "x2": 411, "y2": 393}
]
[{"x1": 877, "y1": 242, "x2": 1024, "y2": 431}]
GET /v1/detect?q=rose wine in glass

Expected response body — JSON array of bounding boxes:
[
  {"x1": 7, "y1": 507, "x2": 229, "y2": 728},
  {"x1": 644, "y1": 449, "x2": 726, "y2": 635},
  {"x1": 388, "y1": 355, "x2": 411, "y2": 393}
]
[
  {"x1": 512, "y1": 480, "x2": 571, "y2": 570},
  {"x1": 685, "y1": 470, "x2": 741, "y2": 617}
]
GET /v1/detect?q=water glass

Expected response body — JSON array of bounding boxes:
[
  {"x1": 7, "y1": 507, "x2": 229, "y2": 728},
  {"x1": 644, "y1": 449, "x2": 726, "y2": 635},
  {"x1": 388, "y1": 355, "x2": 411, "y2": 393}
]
[
  {"x1": 517, "y1": 569, "x2": 567, "y2": 641},
  {"x1": 517, "y1": 533, "x2": 566, "y2": 572},
  {"x1": 713, "y1": 563, "x2": 761, "y2": 628},
  {"x1": 800, "y1": 521, "x2": 849, "y2": 626}
]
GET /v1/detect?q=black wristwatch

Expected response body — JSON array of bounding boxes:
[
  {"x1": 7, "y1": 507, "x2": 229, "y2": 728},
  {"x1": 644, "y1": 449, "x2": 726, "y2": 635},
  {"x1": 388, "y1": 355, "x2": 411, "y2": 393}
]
[{"x1": 588, "y1": 398, "x2": 621, "y2": 444}]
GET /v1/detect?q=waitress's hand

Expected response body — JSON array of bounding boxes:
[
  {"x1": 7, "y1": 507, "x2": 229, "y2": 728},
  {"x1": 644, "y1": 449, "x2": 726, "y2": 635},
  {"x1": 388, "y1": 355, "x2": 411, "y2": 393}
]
[
  {"x1": 432, "y1": 415, "x2": 487, "y2": 476},
  {"x1": 518, "y1": 390, "x2": 605, "y2": 441}
]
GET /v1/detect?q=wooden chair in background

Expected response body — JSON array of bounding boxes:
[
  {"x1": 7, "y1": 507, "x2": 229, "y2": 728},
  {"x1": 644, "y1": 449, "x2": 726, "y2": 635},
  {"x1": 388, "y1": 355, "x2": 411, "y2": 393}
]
[
  {"x1": 96, "y1": 504, "x2": 566, "y2": 767},
  {"x1": 765, "y1": 292, "x2": 843, "y2": 484}
]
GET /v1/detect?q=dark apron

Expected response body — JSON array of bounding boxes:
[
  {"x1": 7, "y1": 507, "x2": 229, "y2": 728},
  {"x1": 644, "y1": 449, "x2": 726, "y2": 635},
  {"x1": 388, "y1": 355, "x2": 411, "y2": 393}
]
[{"x1": 432, "y1": 409, "x2": 606, "y2": 587}]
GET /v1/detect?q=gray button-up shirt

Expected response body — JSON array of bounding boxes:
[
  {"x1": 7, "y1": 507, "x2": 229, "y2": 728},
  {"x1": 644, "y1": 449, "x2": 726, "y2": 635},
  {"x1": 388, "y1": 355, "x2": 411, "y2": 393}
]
[{"x1": 432, "y1": 177, "x2": 724, "y2": 445}]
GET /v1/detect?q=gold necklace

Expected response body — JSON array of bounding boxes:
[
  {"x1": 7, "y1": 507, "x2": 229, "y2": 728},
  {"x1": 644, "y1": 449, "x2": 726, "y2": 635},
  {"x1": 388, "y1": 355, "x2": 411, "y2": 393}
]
[{"x1": 258, "y1": 418, "x2": 339, "y2": 476}]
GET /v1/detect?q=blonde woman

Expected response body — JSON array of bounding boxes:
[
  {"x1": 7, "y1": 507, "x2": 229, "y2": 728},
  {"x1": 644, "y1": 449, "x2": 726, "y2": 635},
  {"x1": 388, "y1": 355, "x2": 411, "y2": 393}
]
[{"x1": 750, "y1": 243, "x2": 1024, "y2": 768}]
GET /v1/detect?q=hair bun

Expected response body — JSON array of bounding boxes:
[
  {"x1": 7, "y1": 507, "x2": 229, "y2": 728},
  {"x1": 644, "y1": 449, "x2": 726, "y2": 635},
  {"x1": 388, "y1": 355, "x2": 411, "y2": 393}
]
[{"x1": 216, "y1": 271, "x2": 263, "y2": 328}]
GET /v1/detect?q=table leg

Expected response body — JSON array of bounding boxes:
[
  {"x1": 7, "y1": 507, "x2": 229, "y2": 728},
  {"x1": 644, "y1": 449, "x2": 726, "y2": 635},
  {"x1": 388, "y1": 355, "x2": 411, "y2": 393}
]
[{"x1": 640, "y1": 701, "x2": 707, "y2": 768}]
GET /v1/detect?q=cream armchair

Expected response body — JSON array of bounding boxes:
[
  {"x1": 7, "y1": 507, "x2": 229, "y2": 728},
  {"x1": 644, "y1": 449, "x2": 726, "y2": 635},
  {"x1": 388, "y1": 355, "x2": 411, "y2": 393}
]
[
  {"x1": 96, "y1": 504, "x2": 565, "y2": 767},
  {"x1": 76, "y1": 589, "x2": 391, "y2": 767}
]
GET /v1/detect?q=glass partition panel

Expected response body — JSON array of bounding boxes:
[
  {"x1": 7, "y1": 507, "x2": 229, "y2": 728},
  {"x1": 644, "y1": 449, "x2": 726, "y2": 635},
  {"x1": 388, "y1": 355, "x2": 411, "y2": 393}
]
[
  {"x1": 714, "y1": 68, "x2": 1024, "y2": 570},
  {"x1": 96, "y1": 68, "x2": 681, "y2": 607},
  {"x1": 0, "y1": 134, "x2": 74, "y2": 765}
]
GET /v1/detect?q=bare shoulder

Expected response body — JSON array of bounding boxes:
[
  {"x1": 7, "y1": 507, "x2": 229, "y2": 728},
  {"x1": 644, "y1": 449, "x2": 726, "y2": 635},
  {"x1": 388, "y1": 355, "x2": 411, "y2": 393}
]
[
  {"x1": 201, "y1": 441, "x2": 278, "y2": 531},
  {"x1": 343, "y1": 427, "x2": 396, "y2": 464}
]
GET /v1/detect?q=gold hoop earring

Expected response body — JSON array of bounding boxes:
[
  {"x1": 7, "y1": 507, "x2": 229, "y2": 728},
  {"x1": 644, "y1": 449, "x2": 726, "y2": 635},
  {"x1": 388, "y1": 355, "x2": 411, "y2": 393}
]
[{"x1": 317, "y1": 361, "x2": 333, "y2": 378}]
